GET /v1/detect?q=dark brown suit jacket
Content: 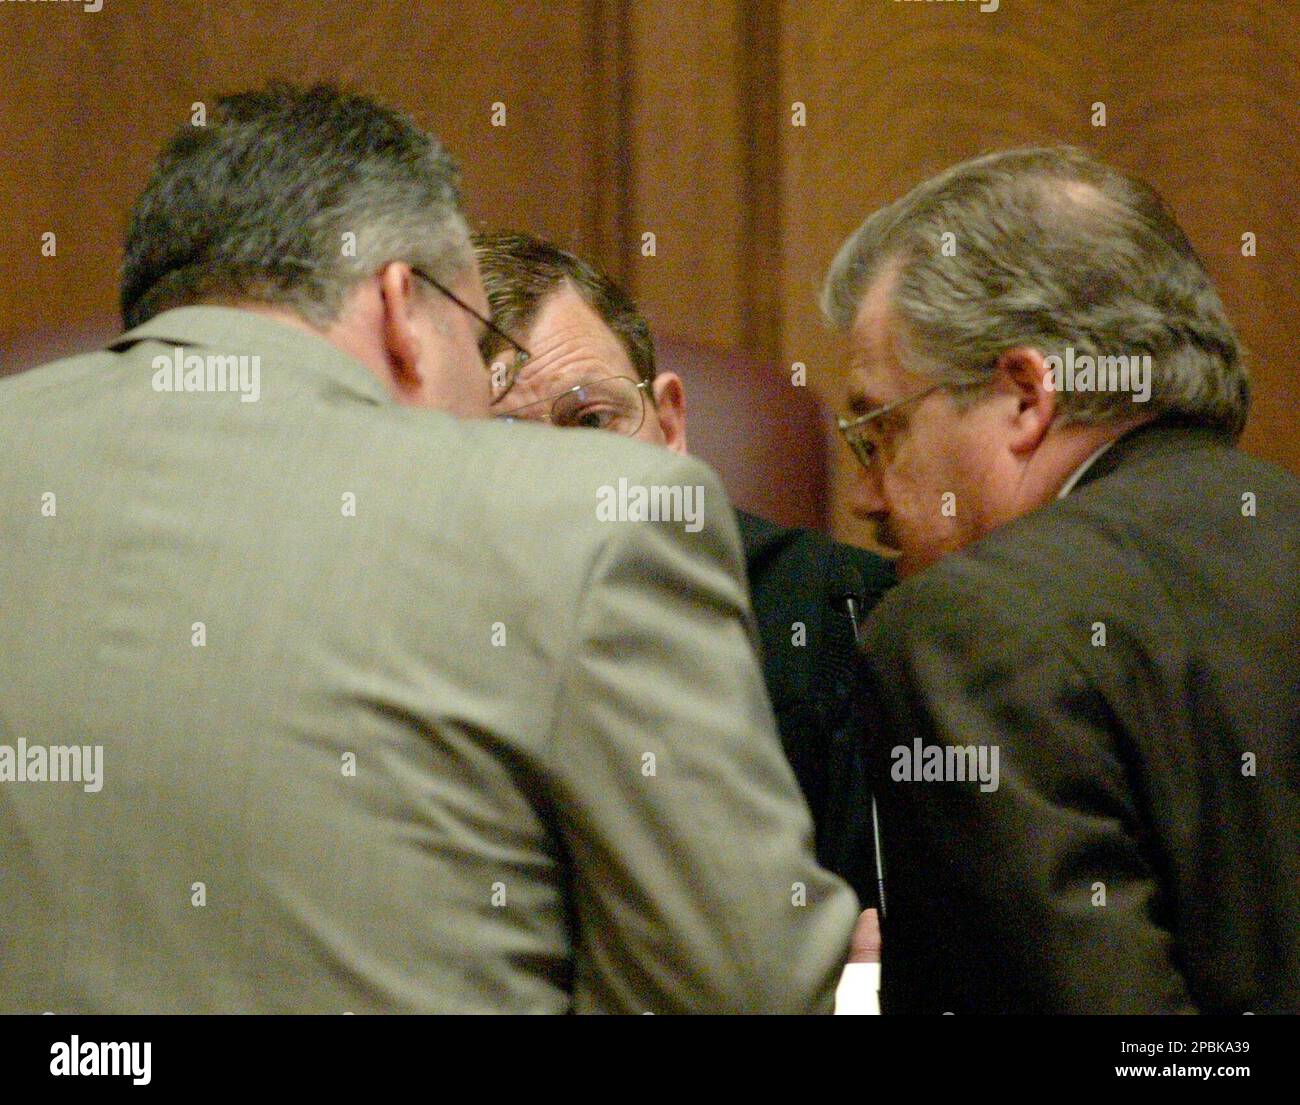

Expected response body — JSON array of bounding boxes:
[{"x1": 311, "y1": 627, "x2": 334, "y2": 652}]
[{"x1": 864, "y1": 420, "x2": 1300, "y2": 1013}]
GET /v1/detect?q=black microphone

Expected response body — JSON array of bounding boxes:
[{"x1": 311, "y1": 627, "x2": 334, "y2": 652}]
[{"x1": 828, "y1": 556, "x2": 866, "y2": 646}]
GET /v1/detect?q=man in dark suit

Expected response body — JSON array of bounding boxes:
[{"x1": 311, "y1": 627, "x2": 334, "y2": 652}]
[
  {"x1": 821, "y1": 144, "x2": 1299, "y2": 1012},
  {"x1": 738, "y1": 512, "x2": 893, "y2": 905},
  {"x1": 473, "y1": 231, "x2": 895, "y2": 909}
]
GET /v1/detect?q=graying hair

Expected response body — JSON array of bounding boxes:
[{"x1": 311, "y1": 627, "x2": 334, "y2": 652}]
[
  {"x1": 122, "y1": 82, "x2": 471, "y2": 329},
  {"x1": 821, "y1": 145, "x2": 1247, "y2": 439}
]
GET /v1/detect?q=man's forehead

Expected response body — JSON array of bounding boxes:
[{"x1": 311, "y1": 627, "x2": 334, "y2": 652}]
[
  {"x1": 844, "y1": 278, "x2": 902, "y2": 411},
  {"x1": 499, "y1": 355, "x2": 587, "y2": 409},
  {"x1": 495, "y1": 287, "x2": 634, "y2": 406}
]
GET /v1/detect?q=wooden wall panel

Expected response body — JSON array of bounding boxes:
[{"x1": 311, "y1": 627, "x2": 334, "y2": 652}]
[
  {"x1": 619, "y1": 0, "x2": 749, "y2": 350},
  {"x1": 608, "y1": 0, "x2": 786, "y2": 360},
  {"x1": 0, "y1": 0, "x2": 599, "y2": 358},
  {"x1": 1092, "y1": 0, "x2": 1300, "y2": 503}
]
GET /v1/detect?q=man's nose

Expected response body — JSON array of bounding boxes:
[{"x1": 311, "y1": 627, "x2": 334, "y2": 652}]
[{"x1": 848, "y1": 463, "x2": 887, "y2": 522}]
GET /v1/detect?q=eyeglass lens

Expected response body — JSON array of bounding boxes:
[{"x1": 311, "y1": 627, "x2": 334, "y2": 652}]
[{"x1": 549, "y1": 378, "x2": 646, "y2": 434}]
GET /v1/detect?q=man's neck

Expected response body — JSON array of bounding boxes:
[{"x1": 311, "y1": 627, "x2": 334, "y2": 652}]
[{"x1": 212, "y1": 299, "x2": 328, "y2": 340}]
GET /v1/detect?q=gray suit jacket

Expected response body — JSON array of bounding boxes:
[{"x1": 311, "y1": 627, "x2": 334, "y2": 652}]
[{"x1": 0, "y1": 307, "x2": 857, "y2": 1013}]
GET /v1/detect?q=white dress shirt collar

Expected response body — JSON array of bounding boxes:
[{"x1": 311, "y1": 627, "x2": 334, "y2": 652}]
[{"x1": 1057, "y1": 438, "x2": 1119, "y2": 499}]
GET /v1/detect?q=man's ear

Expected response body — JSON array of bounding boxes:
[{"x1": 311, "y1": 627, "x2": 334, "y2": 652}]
[
  {"x1": 651, "y1": 372, "x2": 688, "y2": 454},
  {"x1": 377, "y1": 262, "x2": 425, "y2": 399},
  {"x1": 994, "y1": 346, "x2": 1056, "y2": 457}
]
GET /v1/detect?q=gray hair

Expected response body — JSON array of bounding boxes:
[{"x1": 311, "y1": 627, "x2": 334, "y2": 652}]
[
  {"x1": 821, "y1": 145, "x2": 1248, "y2": 439},
  {"x1": 121, "y1": 82, "x2": 470, "y2": 329}
]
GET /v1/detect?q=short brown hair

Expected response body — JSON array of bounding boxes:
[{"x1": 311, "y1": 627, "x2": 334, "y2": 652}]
[{"x1": 471, "y1": 231, "x2": 656, "y2": 384}]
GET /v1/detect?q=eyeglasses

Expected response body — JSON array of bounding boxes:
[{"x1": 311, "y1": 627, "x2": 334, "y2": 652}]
[
  {"x1": 495, "y1": 376, "x2": 653, "y2": 435},
  {"x1": 408, "y1": 266, "x2": 531, "y2": 398},
  {"x1": 837, "y1": 382, "x2": 948, "y2": 470}
]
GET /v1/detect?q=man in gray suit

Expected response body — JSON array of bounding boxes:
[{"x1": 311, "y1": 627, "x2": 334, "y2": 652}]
[{"x1": 0, "y1": 83, "x2": 856, "y2": 1013}]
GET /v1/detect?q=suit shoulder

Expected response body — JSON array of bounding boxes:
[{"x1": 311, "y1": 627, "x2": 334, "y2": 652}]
[
  {"x1": 445, "y1": 418, "x2": 739, "y2": 563},
  {"x1": 864, "y1": 481, "x2": 1181, "y2": 669},
  {"x1": 463, "y1": 415, "x2": 723, "y2": 490},
  {"x1": 0, "y1": 350, "x2": 119, "y2": 402},
  {"x1": 864, "y1": 531, "x2": 1064, "y2": 663},
  {"x1": 867, "y1": 553, "x2": 988, "y2": 635}
]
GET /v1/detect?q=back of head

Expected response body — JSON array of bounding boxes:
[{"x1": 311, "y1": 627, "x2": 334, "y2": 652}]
[
  {"x1": 821, "y1": 145, "x2": 1248, "y2": 439},
  {"x1": 121, "y1": 82, "x2": 471, "y2": 329}
]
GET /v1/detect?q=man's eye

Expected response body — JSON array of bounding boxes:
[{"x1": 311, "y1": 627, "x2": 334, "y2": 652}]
[{"x1": 561, "y1": 406, "x2": 615, "y2": 430}]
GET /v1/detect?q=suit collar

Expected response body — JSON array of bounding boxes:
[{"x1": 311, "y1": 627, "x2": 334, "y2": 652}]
[
  {"x1": 1072, "y1": 417, "x2": 1236, "y2": 493},
  {"x1": 1057, "y1": 439, "x2": 1118, "y2": 499},
  {"x1": 110, "y1": 306, "x2": 392, "y2": 406}
]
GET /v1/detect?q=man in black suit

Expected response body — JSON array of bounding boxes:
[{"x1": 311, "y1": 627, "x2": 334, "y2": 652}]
[
  {"x1": 821, "y1": 145, "x2": 1299, "y2": 1013},
  {"x1": 473, "y1": 231, "x2": 895, "y2": 910}
]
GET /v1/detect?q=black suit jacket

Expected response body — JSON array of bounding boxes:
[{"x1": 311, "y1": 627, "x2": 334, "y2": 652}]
[
  {"x1": 737, "y1": 511, "x2": 895, "y2": 908},
  {"x1": 862, "y1": 420, "x2": 1300, "y2": 1013}
]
